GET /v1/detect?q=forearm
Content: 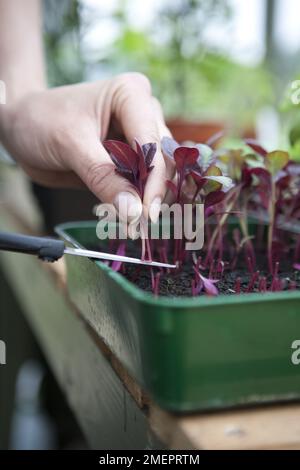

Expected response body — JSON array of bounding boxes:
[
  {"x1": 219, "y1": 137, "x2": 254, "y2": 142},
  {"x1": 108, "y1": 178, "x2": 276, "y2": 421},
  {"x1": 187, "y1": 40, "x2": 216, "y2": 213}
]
[{"x1": 0, "y1": 0, "x2": 47, "y2": 105}]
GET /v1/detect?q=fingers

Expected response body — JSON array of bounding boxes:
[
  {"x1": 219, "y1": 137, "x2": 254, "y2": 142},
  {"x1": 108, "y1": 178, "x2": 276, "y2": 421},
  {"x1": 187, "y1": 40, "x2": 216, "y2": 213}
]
[
  {"x1": 111, "y1": 73, "x2": 174, "y2": 221},
  {"x1": 69, "y1": 130, "x2": 142, "y2": 223}
]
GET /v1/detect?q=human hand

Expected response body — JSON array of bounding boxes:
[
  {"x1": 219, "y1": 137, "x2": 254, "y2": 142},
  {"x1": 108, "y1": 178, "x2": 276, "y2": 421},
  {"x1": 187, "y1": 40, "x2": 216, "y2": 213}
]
[{"x1": 0, "y1": 73, "x2": 173, "y2": 223}]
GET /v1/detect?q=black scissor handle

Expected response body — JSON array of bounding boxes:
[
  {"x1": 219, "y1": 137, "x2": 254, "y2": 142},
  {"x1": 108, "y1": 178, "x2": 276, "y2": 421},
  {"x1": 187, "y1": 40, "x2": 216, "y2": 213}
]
[{"x1": 0, "y1": 231, "x2": 65, "y2": 262}]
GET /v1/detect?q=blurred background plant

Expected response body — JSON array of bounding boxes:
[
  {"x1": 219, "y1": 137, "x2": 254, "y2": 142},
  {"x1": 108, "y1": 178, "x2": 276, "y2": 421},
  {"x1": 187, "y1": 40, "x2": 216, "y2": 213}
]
[
  {"x1": 43, "y1": 0, "x2": 85, "y2": 85},
  {"x1": 279, "y1": 78, "x2": 300, "y2": 161},
  {"x1": 42, "y1": 0, "x2": 300, "y2": 152}
]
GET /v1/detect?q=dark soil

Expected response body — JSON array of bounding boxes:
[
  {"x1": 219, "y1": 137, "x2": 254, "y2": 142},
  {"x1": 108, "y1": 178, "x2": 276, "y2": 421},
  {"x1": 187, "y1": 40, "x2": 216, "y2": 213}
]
[
  {"x1": 122, "y1": 263, "x2": 300, "y2": 297},
  {"x1": 89, "y1": 242, "x2": 300, "y2": 297}
]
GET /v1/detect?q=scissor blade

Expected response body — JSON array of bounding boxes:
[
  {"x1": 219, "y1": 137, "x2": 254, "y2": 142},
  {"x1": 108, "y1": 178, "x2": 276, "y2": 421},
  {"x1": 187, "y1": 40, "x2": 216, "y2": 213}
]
[{"x1": 64, "y1": 247, "x2": 176, "y2": 269}]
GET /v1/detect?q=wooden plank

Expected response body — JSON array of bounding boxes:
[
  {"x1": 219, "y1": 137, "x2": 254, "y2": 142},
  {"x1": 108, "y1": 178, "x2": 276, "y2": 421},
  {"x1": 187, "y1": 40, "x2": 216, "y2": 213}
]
[
  {"x1": 150, "y1": 404, "x2": 300, "y2": 450},
  {"x1": 0, "y1": 269, "x2": 41, "y2": 448},
  {"x1": 0, "y1": 163, "x2": 42, "y2": 231}
]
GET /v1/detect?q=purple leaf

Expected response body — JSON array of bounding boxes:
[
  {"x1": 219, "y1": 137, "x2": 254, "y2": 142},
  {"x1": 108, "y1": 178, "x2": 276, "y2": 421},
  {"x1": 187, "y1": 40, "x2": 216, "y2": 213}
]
[
  {"x1": 294, "y1": 263, "x2": 300, "y2": 271},
  {"x1": 115, "y1": 167, "x2": 136, "y2": 185},
  {"x1": 111, "y1": 242, "x2": 126, "y2": 272},
  {"x1": 166, "y1": 179, "x2": 177, "y2": 196},
  {"x1": 194, "y1": 268, "x2": 219, "y2": 296},
  {"x1": 200, "y1": 275, "x2": 219, "y2": 296},
  {"x1": 275, "y1": 173, "x2": 290, "y2": 188},
  {"x1": 104, "y1": 140, "x2": 139, "y2": 176},
  {"x1": 204, "y1": 190, "x2": 226, "y2": 208},
  {"x1": 134, "y1": 139, "x2": 149, "y2": 183},
  {"x1": 134, "y1": 139, "x2": 144, "y2": 160},
  {"x1": 190, "y1": 170, "x2": 205, "y2": 186},
  {"x1": 134, "y1": 139, "x2": 157, "y2": 184},
  {"x1": 174, "y1": 147, "x2": 199, "y2": 174},
  {"x1": 249, "y1": 167, "x2": 271, "y2": 185},
  {"x1": 245, "y1": 139, "x2": 268, "y2": 157},
  {"x1": 142, "y1": 142, "x2": 157, "y2": 167},
  {"x1": 241, "y1": 167, "x2": 253, "y2": 187},
  {"x1": 105, "y1": 139, "x2": 156, "y2": 198},
  {"x1": 138, "y1": 157, "x2": 148, "y2": 182}
]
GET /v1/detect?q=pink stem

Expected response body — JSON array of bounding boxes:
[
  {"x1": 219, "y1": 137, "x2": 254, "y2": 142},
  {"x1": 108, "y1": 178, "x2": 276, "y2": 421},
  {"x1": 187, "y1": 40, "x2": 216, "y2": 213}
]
[
  {"x1": 153, "y1": 272, "x2": 161, "y2": 296},
  {"x1": 209, "y1": 260, "x2": 215, "y2": 278},
  {"x1": 258, "y1": 276, "x2": 267, "y2": 293},
  {"x1": 295, "y1": 237, "x2": 300, "y2": 262},
  {"x1": 234, "y1": 277, "x2": 241, "y2": 294},
  {"x1": 270, "y1": 262, "x2": 279, "y2": 290},
  {"x1": 246, "y1": 256, "x2": 254, "y2": 274},
  {"x1": 150, "y1": 269, "x2": 155, "y2": 291},
  {"x1": 246, "y1": 271, "x2": 259, "y2": 293}
]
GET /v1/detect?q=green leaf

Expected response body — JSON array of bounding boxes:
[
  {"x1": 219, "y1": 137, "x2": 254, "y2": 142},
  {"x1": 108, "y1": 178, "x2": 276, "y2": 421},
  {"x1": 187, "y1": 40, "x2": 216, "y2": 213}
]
[
  {"x1": 205, "y1": 176, "x2": 233, "y2": 192},
  {"x1": 265, "y1": 151, "x2": 289, "y2": 176},
  {"x1": 203, "y1": 166, "x2": 222, "y2": 194}
]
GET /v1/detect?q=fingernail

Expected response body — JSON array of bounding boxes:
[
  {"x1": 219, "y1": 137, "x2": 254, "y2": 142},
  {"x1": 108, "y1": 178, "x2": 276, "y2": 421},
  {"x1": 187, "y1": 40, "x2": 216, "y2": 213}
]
[
  {"x1": 149, "y1": 197, "x2": 161, "y2": 223},
  {"x1": 114, "y1": 192, "x2": 142, "y2": 224}
]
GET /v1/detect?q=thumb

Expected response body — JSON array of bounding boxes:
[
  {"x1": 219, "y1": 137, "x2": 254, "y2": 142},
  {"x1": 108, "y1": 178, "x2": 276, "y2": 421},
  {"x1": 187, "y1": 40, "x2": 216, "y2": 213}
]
[{"x1": 70, "y1": 136, "x2": 142, "y2": 223}]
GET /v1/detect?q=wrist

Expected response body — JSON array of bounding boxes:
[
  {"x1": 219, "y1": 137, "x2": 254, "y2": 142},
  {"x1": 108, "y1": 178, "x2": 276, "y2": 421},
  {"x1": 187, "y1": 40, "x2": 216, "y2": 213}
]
[
  {"x1": 0, "y1": 73, "x2": 47, "y2": 106},
  {"x1": 0, "y1": 84, "x2": 45, "y2": 140}
]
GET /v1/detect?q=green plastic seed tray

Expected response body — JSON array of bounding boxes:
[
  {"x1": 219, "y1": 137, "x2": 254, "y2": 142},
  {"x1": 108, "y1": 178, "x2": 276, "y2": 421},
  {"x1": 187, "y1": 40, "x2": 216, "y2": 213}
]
[{"x1": 56, "y1": 221, "x2": 300, "y2": 412}]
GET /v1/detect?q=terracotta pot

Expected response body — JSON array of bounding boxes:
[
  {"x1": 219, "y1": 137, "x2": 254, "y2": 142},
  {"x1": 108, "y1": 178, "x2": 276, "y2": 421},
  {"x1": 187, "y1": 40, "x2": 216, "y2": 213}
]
[
  {"x1": 167, "y1": 119, "x2": 223, "y2": 143},
  {"x1": 167, "y1": 118, "x2": 256, "y2": 143}
]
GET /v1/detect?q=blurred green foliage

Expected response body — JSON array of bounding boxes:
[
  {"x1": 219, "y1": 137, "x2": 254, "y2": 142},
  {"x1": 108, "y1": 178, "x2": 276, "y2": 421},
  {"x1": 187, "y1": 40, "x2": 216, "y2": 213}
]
[
  {"x1": 43, "y1": 0, "x2": 273, "y2": 127},
  {"x1": 278, "y1": 77, "x2": 300, "y2": 159},
  {"x1": 106, "y1": 0, "x2": 273, "y2": 126},
  {"x1": 43, "y1": 0, "x2": 85, "y2": 86}
]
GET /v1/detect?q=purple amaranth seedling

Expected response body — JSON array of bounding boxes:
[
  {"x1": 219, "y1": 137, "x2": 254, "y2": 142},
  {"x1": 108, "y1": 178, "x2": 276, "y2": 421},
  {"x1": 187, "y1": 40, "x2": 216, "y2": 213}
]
[
  {"x1": 152, "y1": 271, "x2": 161, "y2": 297},
  {"x1": 192, "y1": 265, "x2": 219, "y2": 296},
  {"x1": 104, "y1": 135, "x2": 300, "y2": 297},
  {"x1": 104, "y1": 139, "x2": 156, "y2": 261},
  {"x1": 217, "y1": 140, "x2": 293, "y2": 275},
  {"x1": 110, "y1": 241, "x2": 127, "y2": 272},
  {"x1": 243, "y1": 140, "x2": 290, "y2": 272},
  {"x1": 161, "y1": 136, "x2": 233, "y2": 266},
  {"x1": 161, "y1": 136, "x2": 232, "y2": 204},
  {"x1": 104, "y1": 139, "x2": 156, "y2": 198},
  {"x1": 192, "y1": 252, "x2": 219, "y2": 296}
]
